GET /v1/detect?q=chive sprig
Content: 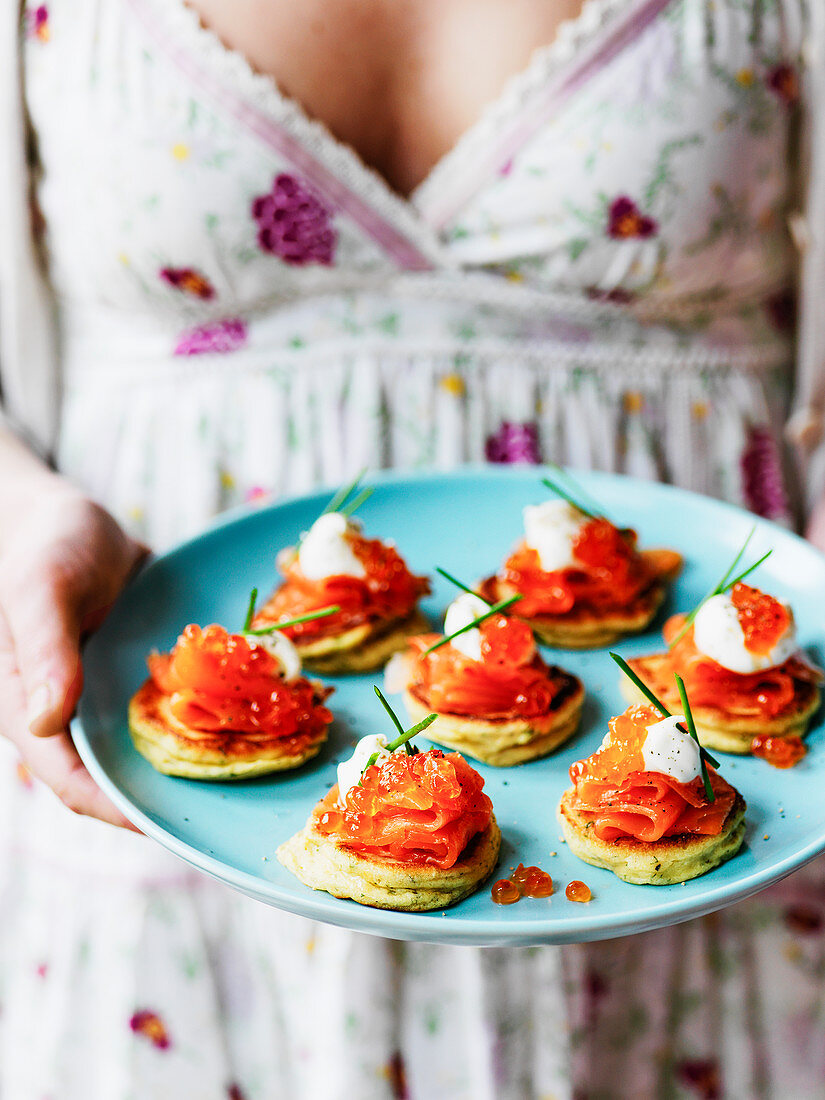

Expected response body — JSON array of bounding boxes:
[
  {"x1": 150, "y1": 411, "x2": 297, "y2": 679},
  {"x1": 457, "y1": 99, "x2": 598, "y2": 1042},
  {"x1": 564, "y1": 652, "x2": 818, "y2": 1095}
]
[
  {"x1": 669, "y1": 527, "x2": 772, "y2": 646},
  {"x1": 423, "y1": 593, "x2": 522, "y2": 654},
  {"x1": 242, "y1": 587, "x2": 341, "y2": 636},
  {"x1": 609, "y1": 651, "x2": 718, "y2": 802}
]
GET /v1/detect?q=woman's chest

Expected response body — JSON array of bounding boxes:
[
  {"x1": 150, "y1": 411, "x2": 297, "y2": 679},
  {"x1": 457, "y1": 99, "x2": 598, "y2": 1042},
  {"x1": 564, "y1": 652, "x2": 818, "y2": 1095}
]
[
  {"x1": 184, "y1": 0, "x2": 586, "y2": 197},
  {"x1": 24, "y1": 0, "x2": 808, "y2": 337}
]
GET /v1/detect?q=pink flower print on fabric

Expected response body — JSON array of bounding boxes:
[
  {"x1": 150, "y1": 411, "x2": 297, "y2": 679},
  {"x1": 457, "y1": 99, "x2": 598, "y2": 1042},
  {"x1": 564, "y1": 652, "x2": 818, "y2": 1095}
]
[
  {"x1": 130, "y1": 1010, "x2": 171, "y2": 1050},
  {"x1": 740, "y1": 425, "x2": 791, "y2": 522},
  {"x1": 244, "y1": 486, "x2": 271, "y2": 505},
  {"x1": 24, "y1": 5, "x2": 49, "y2": 41},
  {"x1": 251, "y1": 174, "x2": 337, "y2": 265},
  {"x1": 784, "y1": 905, "x2": 825, "y2": 935},
  {"x1": 160, "y1": 267, "x2": 215, "y2": 300},
  {"x1": 676, "y1": 1059, "x2": 721, "y2": 1100},
  {"x1": 767, "y1": 63, "x2": 799, "y2": 106},
  {"x1": 174, "y1": 318, "x2": 248, "y2": 356},
  {"x1": 607, "y1": 197, "x2": 658, "y2": 239},
  {"x1": 485, "y1": 421, "x2": 541, "y2": 465}
]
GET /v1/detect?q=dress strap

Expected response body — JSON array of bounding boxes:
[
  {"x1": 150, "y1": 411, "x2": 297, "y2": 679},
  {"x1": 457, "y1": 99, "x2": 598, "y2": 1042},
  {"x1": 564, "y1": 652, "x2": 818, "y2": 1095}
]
[
  {"x1": 0, "y1": 2, "x2": 58, "y2": 457},
  {"x1": 787, "y1": 2, "x2": 825, "y2": 510}
]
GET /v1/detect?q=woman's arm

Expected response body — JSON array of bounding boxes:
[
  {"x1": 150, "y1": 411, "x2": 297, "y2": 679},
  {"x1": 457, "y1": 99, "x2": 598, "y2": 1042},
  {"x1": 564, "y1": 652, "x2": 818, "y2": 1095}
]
[{"x1": 0, "y1": 427, "x2": 145, "y2": 827}]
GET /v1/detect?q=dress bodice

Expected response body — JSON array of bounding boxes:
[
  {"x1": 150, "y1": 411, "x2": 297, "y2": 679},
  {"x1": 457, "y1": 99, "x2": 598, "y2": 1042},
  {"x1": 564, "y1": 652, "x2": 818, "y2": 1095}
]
[{"x1": 23, "y1": 0, "x2": 808, "y2": 349}]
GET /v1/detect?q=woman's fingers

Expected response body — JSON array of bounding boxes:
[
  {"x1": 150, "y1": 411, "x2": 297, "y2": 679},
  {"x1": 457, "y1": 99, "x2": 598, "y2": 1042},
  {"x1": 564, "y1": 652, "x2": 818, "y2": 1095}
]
[
  {"x1": 21, "y1": 727, "x2": 140, "y2": 831},
  {"x1": 0, "y1": 569, "x2": 84, "y2": 738},
  {"x1": 0, "y1": 608, "x2": 139, "y2": 830}
]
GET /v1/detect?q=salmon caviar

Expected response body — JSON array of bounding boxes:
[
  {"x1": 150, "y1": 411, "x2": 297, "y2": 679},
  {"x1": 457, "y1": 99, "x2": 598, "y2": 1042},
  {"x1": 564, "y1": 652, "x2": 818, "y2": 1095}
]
[
  {"x1": 730, "y1": 582, "x2": 791, "y2": 655},
  {"x1": 491, "y1": 879, "x2": 521, "y2": 905},
  {"x1": 565, "y1": 880, "x2": 592, "y2": 903},
  {"x1": 750, "y1": 734, "x2": 806, "y2": 769},
  {"x1": 511, "y1": 863, "x2": 554, "y2": 898},
  {"x1": 479, "y1": 615, "x2": 535, "y2": 666}
]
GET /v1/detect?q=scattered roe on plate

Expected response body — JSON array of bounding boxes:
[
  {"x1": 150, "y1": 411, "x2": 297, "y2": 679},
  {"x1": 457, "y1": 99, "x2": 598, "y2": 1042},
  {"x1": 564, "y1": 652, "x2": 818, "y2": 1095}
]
[
  {"x1": 730, "y1": 582, "x2": 791, "y2": 655},
  {"x1": 511, "y1": 863, "x2": 554, "y2": 898},
  {"x1": 491, "y1": 879, "x2": 521, "y2": 905},
  {"x1": 566, "y1": 880, "x2": 592, "y2": 903},
  {"x1": 750, "y1": 734, "x2": 806, "y2": 769},
  {"x1": 491, "y1": 863, "x2": 553, "y2": 904}
]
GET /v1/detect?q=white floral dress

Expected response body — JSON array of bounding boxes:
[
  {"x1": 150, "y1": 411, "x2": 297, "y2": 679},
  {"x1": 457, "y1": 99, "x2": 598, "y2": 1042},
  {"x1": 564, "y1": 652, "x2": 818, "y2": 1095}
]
[{"x1": 2, "y1": 0, "x2": 824, "y2": 1097}]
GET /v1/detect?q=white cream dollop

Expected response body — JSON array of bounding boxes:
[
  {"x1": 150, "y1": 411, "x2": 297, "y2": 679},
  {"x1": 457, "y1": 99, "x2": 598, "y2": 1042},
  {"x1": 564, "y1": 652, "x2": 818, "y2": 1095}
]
[
  {"x1": 297, "y1": 512, "x2": 367, "y2": 581},
  {"x1": 642, "y1": 714, "x2": 701, "y2": 783},
  {"x1": 248, "y1": 630, "x2": 302, "y2": 682},
  {"x1": 336, "y1": 734, "x2": 395, "y2": 806},
  {"x1": 693, "y1": 592, "x2": 796, "y2": 674},
  {"x1": 523, "y1": 500, "x2": 588, "y2": 572},
  {"x1": 443, "y1": 592, "x2": 490, "y2": 661}
]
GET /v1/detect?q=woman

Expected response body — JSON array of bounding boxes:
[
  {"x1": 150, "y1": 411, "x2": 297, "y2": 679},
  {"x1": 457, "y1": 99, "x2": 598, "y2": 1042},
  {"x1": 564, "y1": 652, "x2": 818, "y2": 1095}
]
[{"x1": 3, "y1": 1, "x2": 825, "y2": 1096}]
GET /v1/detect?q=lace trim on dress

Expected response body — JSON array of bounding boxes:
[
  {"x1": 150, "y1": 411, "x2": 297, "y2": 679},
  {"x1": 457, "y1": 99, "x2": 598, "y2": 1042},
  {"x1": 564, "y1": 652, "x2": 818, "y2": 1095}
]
[
  {"x1": 412, "y1": 0, "x2": 674, "y2": 229},
  {"x1": 125, "y1": 0, "x2": 447, "y2": 272}
]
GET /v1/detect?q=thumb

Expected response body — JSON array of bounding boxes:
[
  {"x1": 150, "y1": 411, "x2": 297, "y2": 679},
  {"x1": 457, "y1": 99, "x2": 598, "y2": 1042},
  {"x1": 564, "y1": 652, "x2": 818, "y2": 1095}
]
[{"x1": 4, "y1": 577, "x2": 83, "y2": 738}]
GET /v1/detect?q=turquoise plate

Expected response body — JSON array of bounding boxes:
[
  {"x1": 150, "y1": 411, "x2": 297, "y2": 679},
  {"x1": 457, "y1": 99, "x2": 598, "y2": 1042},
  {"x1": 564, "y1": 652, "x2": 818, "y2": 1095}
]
[{"x1": 71, "y1": 467, "x2": 825, "y2": 946}]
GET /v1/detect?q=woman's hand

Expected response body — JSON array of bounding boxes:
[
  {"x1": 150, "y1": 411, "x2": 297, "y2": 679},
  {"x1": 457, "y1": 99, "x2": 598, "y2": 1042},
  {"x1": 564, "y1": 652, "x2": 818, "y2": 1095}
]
[{"x1": 0, "y1": 479, "x2": 147, "y2": 828}]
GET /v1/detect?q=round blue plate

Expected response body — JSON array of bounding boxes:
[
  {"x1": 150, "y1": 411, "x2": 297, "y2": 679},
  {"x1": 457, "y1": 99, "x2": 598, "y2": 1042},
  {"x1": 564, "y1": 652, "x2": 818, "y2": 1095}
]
[{"x1": 72, "y1": 467, "x2": 825, "y2": 945}]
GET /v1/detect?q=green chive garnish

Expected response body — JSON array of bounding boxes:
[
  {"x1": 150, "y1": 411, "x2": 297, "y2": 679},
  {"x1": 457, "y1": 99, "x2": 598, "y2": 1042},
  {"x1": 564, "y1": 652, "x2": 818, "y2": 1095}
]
[
  {"x1": 546, "y1": 464, "x2": 608, "y2": 521},
  {"x1": 424, "y1": 594, "x2": 522, "y2": 654},
  {"x1": 243, "y1": 588, "x2": 258, "y2": 633},
  {"x1": 246, "y1": 604, "x2": 341, "y2": 635},
  {"x1": 675, "y1": 673, "x2": 715, "y2": 802},
  {"x1": 295, "y1": 469, "x2": 373, "y2": 552},
  {"x1": 669, "y1": 527, "x2": 773, "y2": 646},
  {"x1": 435, "y1": 566, "x2": 492, "y2": 606},
  {"x1": 609, "y1": 651, "x2": 719, "y2": 777},
  {"x1": 361, "y1": 697, "x2": 438, "y2": 774},
  {"x1": 540, "y1": 476, "x2": 601, "y2": 521},
  {"x1": 321, "y1": 467, "x2": 368, "y2": 516},
  {"x1": 373, "y1": 685, "x2": 414, "y2": 754},
  {"x1": 610, "y1": 651, "x2": 670, "y2": 718}
]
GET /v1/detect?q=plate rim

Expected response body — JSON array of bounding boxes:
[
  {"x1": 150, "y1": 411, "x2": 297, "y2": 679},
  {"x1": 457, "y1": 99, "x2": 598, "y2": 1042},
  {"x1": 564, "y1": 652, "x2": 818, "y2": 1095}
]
[{"x1": 71, "y1": 464, "x2": 825, "y2": 945}]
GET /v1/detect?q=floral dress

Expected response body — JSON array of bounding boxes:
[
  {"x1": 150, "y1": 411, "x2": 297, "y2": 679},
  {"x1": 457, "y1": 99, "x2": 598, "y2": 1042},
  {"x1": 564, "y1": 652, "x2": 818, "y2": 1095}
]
[{"x1": 2, "y1": 0, "x2": 823, "y2": 1097}]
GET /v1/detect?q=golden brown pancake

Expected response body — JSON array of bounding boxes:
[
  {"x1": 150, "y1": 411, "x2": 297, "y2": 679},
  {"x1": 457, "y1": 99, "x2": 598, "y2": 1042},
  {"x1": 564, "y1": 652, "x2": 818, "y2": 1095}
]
[
  {"x1": 480, "y1": 549, "x2": 682, "y2": 649},
  {"x1": 277, "y1": 811, "x2": 501, "y2": 911},
  {"x1": 255, "y1": 610, "x2": 430, "y2": 674},
  {"x1": 129, "y1": 679, "x2": 329, "y2": 779},
  {"x1": 623, "y1": 652, "x2": 821, "y2": 754},
  {"x1": 402, "y1": 672, "x2": 585, "y2": 766},
  {"x1": 557, "y1": 787, "x2": 747, "y2": 885}
]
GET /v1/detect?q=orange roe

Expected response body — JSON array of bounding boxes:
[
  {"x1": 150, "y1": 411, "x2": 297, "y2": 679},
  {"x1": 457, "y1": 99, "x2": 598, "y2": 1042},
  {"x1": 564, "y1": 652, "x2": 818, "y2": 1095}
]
[
  {"x1": 492, "y1": 879, "x2": 521, "y2": 905},
  {"x1": 500, "y1": 519, "x2": 655, "y2": 617},
  {"x1": 664, "y1": 615, "x2": 820, "y2": 720},
  {"x1": 730, "y1": 582, "x2": 791, "y2": 656},
  {"x1": 254, "y1": 535, "x2": 430, "y2": 641},
  {"x1": 316, "y1": 749, "x2": 492, "y2": 869},
  {"x1": 479, "y1": 615, "x2": 535, "y2": 666},
  {"x1": 147, "y1": 624, "x2": 332, "y2": 738},
  {"x1": 751, "y1": 734, "x2": 807, "y2": 769},
  {"x1": 511, "y1": 863, "x2": 554, "y2": 898},
  {"x1": 567, "y1": 704, "x2": 736, "y2": 843},
  {"x1": 406, "y1": 630, "x2": 567, "y2": 720},
  {"x1": 566, "y1": 880, "x2": 592, "y2": 903}
]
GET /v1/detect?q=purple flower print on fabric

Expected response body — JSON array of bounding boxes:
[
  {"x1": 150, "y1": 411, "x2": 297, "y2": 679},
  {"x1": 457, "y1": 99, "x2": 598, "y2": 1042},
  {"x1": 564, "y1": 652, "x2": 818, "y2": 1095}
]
[
  {"x1": 24, "y1": 5, "x2": 49, "y2": 41},
  {"x1": 129, "y1": 1010, "x2": 171, "y2": 1050},
  {"x1": 251, "y1": 174, "x2": 337, "y2": 265},
  {"x1": 173, "y1": 318, "x2": 248, "y2": 356},
  {"x1": 767, "y1": 63, "x2": 799, "y2": 106},
  {"x1": 607, "y1": 196, "x2": 658, "y2": 239},
  {"x1": 485, "y1": 421, "x2": 542, "y2": 465},
  {"x1": 676, "y1": 1058, "x2": 721, "y2": 1100},
  {"x1": 740, "y1": 424, "x2": 791, "y2": 522},
  {"x1": 159, "y1": 267, "x2": 215, "y2": 300},
  {"x1": 784, "y1": 905, "x2": 825, "y2": 935}
]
